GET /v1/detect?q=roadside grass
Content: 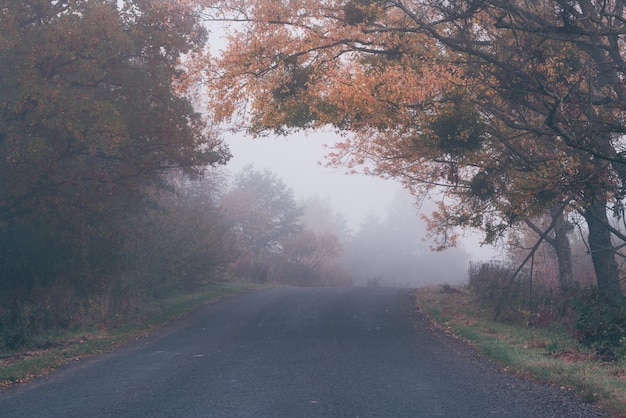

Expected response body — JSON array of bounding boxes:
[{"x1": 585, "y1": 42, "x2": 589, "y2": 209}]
[
  {"x1": 0, "y1": 280, "x2": 255, "y2": 389},
  {"x1": 414, "y1": 285, "x2": 626, "y2": 417}
]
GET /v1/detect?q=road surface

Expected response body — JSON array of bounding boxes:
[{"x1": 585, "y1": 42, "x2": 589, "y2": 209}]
[{"x1": 0, "y1": 287, "x2": 601, "y2": 417}]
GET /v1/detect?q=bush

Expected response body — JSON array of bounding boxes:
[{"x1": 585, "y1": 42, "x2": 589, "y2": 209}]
[
  {"x1": 574, "y1": 290, "x2": 626, "y2": 361},
  {"x1": 468, "y1": 261, "x2": 521, "y2": 320}
]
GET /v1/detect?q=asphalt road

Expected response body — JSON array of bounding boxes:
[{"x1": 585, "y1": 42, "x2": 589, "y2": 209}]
[{"x1": 0, "y1": 287, "x2": 601, "y2": 417}]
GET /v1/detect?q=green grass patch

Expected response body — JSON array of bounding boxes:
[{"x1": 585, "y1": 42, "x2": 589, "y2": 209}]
[
  {"x1": 0, "y1": 280, "x2": 256, "y2": 388},
  {"x1": 415, "y1": 285, "x2": 626, "y2": 416}
]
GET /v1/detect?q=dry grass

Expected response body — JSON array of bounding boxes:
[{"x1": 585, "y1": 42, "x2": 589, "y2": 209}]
[{"x1": 414, "y1": 285, "x2": 626, "y2": 417}]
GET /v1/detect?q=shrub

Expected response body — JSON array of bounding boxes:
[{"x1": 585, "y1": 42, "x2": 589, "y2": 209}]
[
  {"x1": 574, "y1": 289, "x2": 626, "y2": 361},
  {"x1": 468, "y1": 261, "x2": 520, "y2": 320}
]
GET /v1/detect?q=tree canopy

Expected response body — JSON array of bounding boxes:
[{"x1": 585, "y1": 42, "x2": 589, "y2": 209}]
[
  {"x1": 0, "y1": 0, "x2": 229, "y2": 225},
  {"x1": 220, "y1": 165, "x2": 303, "y2": 282},
  {"x1": 196, "y1": 0, "x2": 626, "y2": 304}
]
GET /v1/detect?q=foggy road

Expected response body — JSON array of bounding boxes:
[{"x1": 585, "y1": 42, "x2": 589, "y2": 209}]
[{"x1": 0, "y1": 287, "x2": 599, "y2": 417}]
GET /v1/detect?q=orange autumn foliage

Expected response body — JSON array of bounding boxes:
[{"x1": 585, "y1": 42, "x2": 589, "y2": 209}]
[{"x1": 185, "y1": 0, "x2": 626, "y2": 301}]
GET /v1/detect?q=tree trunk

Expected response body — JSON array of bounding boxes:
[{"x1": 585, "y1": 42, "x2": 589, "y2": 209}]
[
  {"x1": 550, "y1": 205, "x2": 574, "y2": 296},
  {"x1": 583, "y1": 198, "x2": 624, "y2": 306},
  {"x1": 524, "y1": 205, "x2": 574, "y2": 299}
]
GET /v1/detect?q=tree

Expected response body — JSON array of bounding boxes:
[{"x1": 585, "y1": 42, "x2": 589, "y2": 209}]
[
  {"x1": 300, "y1": 196, "x2": 351, "y2": 242},
  {"x1": 404, "y1": 0, "x2": 626, "y2": 305},
  {"x1": 523, "y1": 205, "x2": 575, "y2": 296},
  {"x1": 0, "y1": 0, "x2": 229, "y2": 280},
  {"x1": 0, "y1": 0, "x2": 230, "y2": 345},
  {"x1": 126, "y1": 171, "x2": 236, "y2": 296},
  {"x1": 0, "y1": 0, "x2": 229, "y2": 224},
  {"x1": 196, "y1": 0, "x2": 625, "y2": 304},
  {"x1": 278, "y1": 229, "x2": 352, "y2": 286},
  {"x1": 221, "y1": 165, "x2": 303, "y2": 282}
]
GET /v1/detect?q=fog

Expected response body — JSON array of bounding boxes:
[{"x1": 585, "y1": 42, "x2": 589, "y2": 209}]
[
  {"x1": 225, "y1": 130, "x2": 396, "y2": 229},
  {"x1": 224, "y1": 129, "x2": 503, "y2": 286}
]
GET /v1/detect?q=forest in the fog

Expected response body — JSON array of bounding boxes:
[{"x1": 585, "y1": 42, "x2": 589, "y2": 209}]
[
  {"x1": 0, "y1": 0, "x2": 467, "y2": 351},
  {"x1": 2, "y1": 0, "x2": 626, "y2": 358},
  {"x1": 222, "y1": 165, "x2": 469, "y2": 288},
  {"x1": 0, "y1": 156, "x2": 467, "y2": 349},
  {"x1": 191, "y1": 164, "x2": 472, "y2": 289}
]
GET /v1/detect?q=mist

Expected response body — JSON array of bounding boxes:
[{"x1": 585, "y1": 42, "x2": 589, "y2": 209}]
[{"x1": 223, "y1": 131, "x2": 502, "y2": 286}]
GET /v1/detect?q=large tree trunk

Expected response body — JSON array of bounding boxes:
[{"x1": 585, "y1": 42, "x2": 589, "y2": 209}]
[{"x1": 583, "y1": 198, "x2": 624, "y2": 306}]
